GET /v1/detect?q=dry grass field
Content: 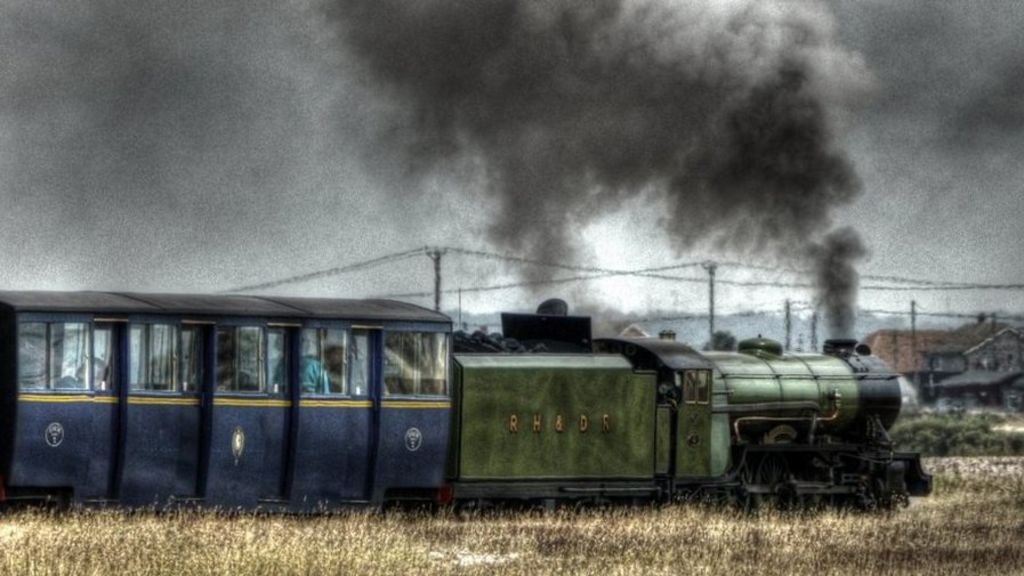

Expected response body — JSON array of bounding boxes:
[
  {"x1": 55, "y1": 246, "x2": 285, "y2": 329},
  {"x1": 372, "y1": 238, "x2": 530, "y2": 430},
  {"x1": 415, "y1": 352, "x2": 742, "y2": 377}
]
[{"x1": 1, "y1": 457, "x2": 1022, "y2": 576}]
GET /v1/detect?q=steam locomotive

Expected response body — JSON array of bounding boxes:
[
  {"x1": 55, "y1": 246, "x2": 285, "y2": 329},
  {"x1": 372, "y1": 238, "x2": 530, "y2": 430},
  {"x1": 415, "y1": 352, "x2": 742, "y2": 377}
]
[
  {"x1": 452, "y1": 304, "x2": 931, "y2": 509},
  {"x1": 0, "y1": 291, "x2": 929, "y2": 510}
]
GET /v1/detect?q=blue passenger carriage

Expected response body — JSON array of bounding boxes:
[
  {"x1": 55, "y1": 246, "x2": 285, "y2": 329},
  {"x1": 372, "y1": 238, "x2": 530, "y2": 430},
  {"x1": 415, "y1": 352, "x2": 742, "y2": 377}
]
[{"x1": 0, "y1": 291, "x2": 451, "y2": 509}]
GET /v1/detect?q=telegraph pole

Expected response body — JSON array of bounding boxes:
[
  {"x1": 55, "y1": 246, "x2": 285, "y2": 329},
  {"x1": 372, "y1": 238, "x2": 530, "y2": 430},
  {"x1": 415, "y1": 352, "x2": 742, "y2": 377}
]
[
  {"x1": 911, "y1": 300, "x2": 918, "y2": 385},
  {"x1": 810, "y1": 309, "x2": 819, "y2": 351},
  {"x1": 784, "y1": 299, "x2": 792, "y2": 351},
  {"x1": 892, "y1": 330, "x2": 899, "y2": 372},
  {"x1": 702, "y1": 261, "x2": 718, "y2": 345},
  {"x1": 427, "y1": 248, "x2": 446, "y2": 312}
]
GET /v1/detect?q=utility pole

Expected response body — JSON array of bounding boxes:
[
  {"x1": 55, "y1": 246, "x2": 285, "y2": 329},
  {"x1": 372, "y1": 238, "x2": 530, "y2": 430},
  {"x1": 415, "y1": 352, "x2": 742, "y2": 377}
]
[
  {"x1": 784, "y1": 299, "x2": 792, "y2": 351},
  {"x1": 911, "y1": 300, "x2": 918, "y2": 386},
  {"x1": 810, "y1": 309, "x2": 819, "y2": 351},
  {"x1": 427, "y1": 248, "x2": 447, "y2": 312},
  {"x1": 702, "y1": 261, "x2": 718, "y2": 346},
  {"x1": 892, "y1": 330, "x2": 899, "y2": 372}
]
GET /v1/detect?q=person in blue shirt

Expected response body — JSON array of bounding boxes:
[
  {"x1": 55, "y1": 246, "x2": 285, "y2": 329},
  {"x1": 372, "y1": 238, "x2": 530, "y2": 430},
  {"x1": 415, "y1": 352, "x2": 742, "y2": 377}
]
[{"x1": 300, "y1": 355, "x2": 329, "y2": 394}]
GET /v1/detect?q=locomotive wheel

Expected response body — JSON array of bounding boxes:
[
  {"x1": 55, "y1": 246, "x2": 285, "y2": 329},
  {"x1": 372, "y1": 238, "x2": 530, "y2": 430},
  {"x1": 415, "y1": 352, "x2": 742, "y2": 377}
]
[
  {"x1": 740, "y1": 455, "x2": 794, "y2": 511},
  {"x1": 759, "y1": 455, "x2": 798, "y2": 509},
  {"x1": 738, "y1": 458, "x2": 765, "y2": 512}
]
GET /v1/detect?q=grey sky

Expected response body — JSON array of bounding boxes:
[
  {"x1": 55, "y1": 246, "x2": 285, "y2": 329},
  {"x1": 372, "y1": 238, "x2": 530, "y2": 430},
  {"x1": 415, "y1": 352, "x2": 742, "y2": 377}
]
[{"x1": 1, "y1": 0, "x2": 1022, "y2": 329}]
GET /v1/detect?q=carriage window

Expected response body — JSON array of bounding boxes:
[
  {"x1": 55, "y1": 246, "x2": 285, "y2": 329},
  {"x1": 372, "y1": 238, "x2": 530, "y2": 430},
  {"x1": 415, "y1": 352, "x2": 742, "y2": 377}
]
[
  {"x1": 350, "y1": 330, "x2": 370, "y2": 396},
  {"x1": 19, "y1": 322, "x2": 97, "y2": 391},
  {"x1": 300, "y1": 328, "x2": 347, "y2": 395},
  {"x1": 18, "y1": 323, "x2": 47, "y2": 390},
  {"x1": 384, "y1": 332, "x2": 448, "y2": 396},
  {"x1": 93, "y1": 324, "x2": 116, "y2": 392},
  {"x1": 48, "y1": 323, "x2": 91, "y2": 390},
  {"x1": 130, "y1": 324, "x2": 179, "y2": 391},
  {"x1": 267, "y1": 330, "x2": 288, "y2": 395},
  {"x1": 217, "y1": 326, "x2": 263, "y2": 393},
  {"x1": 180, "y1": 326, "x2": 204, "y2": 393}
]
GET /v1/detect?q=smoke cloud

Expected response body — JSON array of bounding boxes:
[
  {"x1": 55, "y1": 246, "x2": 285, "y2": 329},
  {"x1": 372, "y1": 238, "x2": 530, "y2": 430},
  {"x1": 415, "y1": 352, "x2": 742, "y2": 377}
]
[
  {"x1": 0, "y1": 0, "x2": 884, "y2": 329},
  {"x1": 811, "y1": 227, "x2": 867, "y2": 338},
  {"x1": 330, "y1": 0, "x2": 872, "y2": 329}
]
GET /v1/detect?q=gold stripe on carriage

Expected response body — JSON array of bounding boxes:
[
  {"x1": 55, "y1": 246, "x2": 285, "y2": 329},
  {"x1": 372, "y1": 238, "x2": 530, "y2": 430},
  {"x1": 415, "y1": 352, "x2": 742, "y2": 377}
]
[
  {"x1": 18, "y1": 394, "x2": 118, "y2": 404},
  {"x1": 381, "y1": 400, "x2": 451, "y2": 410}
]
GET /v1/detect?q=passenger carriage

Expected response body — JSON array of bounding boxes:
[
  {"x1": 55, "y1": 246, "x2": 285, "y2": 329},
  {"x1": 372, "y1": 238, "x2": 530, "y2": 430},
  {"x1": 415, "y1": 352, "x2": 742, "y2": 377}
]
[{"x1": 0, "y1": 291, "x2": 451, "y2": 509}]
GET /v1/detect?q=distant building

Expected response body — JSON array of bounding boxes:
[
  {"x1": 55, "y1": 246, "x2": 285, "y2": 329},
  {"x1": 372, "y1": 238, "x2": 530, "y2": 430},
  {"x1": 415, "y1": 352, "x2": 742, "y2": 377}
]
[
  {"x1": 862, "y1": 329, "x2": 953, "y2": 375},
  {"x1": 931, "y1": 370, "x2": 1024, "y2": 412},
  {"x1": 862, "y1": 321, "x2": 1024, "y2": 407},
  {"x1": 962, "y1": 327, "x2": 1024, "y2": 372}
]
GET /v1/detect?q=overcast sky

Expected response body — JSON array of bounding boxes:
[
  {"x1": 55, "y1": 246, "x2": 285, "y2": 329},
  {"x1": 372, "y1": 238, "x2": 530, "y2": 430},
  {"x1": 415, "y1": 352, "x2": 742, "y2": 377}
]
[{"x1": 1, "y1": 0, "x2": 1022, "y2": 329}]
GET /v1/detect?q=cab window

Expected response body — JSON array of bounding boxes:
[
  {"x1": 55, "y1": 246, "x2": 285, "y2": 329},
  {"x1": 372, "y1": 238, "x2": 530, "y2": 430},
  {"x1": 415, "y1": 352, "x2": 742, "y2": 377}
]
[
  {"x1": 683, "y1": 370, "x2": 710, "y2": 405},
  {"x1": 300, "y1": 328, "x2": 346, "y2": 395},
  {"x1": 384, "y1": 332, "x2": 448, "y2": 396},
  {"x1": 18, "y1": 322, "x2": 92, "y2": 391}
]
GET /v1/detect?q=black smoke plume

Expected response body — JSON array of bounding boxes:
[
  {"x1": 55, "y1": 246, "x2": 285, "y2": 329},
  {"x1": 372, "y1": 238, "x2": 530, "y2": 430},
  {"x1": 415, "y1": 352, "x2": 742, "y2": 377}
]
[
  {"x1": 331, "y1": 0, "x2": 871, "y2": 328},
  {"x1": 811, "y1": 227, "x2": 866, "y2": 338}
]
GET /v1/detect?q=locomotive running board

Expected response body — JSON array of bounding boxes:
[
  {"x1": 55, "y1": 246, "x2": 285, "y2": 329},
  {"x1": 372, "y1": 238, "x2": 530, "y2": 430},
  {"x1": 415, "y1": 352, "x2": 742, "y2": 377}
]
[
  {"x1": 451, "y1": 481, "x2": 660, "y2": 500},
  {"x1": 559, "y1": 486, "x2": 659, "y2": 493},
  {"x1": 744, "y1": 483, "x2": 857, "y2": 495}
]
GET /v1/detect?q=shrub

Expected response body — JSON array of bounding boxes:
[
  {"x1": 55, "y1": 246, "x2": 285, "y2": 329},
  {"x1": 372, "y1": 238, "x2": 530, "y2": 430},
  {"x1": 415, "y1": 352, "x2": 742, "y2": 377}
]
[{"x1": 890, "y1": 413, "x2": 1024, "y2": 457}]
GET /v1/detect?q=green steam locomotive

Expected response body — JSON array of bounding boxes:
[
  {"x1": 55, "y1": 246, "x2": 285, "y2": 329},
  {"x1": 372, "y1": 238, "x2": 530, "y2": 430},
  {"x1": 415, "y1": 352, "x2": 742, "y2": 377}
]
[{"x1": 445, "y1": 306, "x2": 931, "y2": 509}]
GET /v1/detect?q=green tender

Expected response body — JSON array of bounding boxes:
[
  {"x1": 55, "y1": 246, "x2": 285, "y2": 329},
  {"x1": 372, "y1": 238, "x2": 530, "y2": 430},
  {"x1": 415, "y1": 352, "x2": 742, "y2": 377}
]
[{"x1": 453, "y1": 355, "x2": 656, "y2": 481}]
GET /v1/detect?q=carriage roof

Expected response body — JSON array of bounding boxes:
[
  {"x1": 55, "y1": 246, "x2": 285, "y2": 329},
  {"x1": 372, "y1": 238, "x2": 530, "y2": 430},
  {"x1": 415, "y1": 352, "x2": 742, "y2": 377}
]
[{"x1": 0, "y1": 291, "x2": 449, "y2": 323}]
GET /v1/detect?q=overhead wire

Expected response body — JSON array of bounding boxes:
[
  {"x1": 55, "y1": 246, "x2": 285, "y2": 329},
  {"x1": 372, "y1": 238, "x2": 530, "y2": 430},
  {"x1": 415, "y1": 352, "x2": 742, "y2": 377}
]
[
  {"x1": 224, "y1": 247, "x2": 429, "y2": 293},
  {"x1": 220, "y1": 243, "x2": 1024, "y2": 331}
]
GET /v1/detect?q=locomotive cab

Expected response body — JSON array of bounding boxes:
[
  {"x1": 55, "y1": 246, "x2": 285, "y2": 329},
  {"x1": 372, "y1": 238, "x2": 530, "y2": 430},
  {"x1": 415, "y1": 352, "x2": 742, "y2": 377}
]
[{"x1": 594, "y1": 337, "x2": 731, "y2": 482}]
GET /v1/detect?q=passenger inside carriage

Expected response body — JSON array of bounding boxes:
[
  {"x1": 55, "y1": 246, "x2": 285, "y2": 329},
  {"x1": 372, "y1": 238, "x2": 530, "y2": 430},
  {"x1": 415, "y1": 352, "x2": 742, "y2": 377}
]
[
  {"x1": 300, "y1": 328, "x2": 347, "y2": 395},
  {"x1": 324, "y1": 345, "x2": 346, "y2": 394},
  {"x1": 300, "y1": 355, "x2": 329, "y2": 394}
]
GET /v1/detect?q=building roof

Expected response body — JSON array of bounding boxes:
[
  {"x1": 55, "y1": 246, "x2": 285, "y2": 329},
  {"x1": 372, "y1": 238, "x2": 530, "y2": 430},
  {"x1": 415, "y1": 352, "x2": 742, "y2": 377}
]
[
  {"x1": 963, "y1": 327, "x2": 1023, "y2": 356},
  {"x1": 934, "y1": 370, "x2": 1022, "y2": 389},
  {"x1": 863, "y1": 321, "x2": 1012, "y2": 373},
  {"x1": 0, "y1": 291, "x2": 449, "y2": 323},
  {"x1": 861, "y1": 329, "x2": 951, "y2": 373}
]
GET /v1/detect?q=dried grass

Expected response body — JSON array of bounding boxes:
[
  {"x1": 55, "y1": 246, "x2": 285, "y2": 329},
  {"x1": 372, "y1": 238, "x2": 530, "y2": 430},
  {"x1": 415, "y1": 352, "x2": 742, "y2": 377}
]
[{"x1": 1, "y1": 457, "x2": 1022, "y2": 575}]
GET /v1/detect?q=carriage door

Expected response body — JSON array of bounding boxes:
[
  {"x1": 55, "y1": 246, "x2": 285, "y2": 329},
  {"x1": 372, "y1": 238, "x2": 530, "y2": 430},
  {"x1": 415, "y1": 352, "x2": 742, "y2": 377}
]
[
  {"x1": 206, "y1": 324, "x2": 290, "y2": 507},
  {"x1": 676, "y1": 369, "x2": 712, "y2": 478},
  {"x1": 291, "y1": 325, "x2": 376, "y2": 506},
  {"x1": 118, "y1": 321, "x2": 203, "y2": 505}
]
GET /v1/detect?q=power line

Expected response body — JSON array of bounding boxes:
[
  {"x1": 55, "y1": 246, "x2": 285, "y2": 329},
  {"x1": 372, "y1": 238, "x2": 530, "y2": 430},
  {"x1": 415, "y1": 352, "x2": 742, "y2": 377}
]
[
  {"x1": 861, "y1": 282, "x2": 1024, "y2": 292},
  {"x1": 224, "y1": 247, "x2": 429, "y2": 293},
  {"x1": 858, "y1": 308, "x2": 1024, "y2": 321},
  {"x1": 221, "y1": 243, "x2": 1024, "y2": 296},
  {"x1": 624, "y1": 308, "x2": 770, "y2": 324},
  {"x1": 440, "y1": 246, "x2": 706, "y2": 281},
  {"x1": 379, "y1": 272, "x2": 622, "y2": 299}
]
